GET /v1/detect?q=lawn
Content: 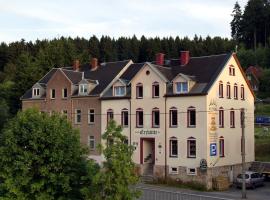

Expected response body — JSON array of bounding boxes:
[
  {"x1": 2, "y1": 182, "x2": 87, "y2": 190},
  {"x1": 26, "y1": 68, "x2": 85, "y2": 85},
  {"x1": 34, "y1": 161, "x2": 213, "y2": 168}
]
[{"x1": 255, "y1": 126, "x2": 270, "y2": 161}]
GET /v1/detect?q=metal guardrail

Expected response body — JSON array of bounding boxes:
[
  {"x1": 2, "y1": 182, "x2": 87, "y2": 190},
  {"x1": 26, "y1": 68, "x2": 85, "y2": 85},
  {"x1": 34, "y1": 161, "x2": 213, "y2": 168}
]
[{"x1": 136, "y1": 186, "x2": 233, "y2": 200}]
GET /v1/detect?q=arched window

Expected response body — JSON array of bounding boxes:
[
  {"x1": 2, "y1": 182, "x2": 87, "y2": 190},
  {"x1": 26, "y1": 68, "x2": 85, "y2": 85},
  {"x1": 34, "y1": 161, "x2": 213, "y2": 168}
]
[
  {"x1": 230, "y1": 108, "x2": 235, "y2": 128},
  {"x1": 187, "y1": 106, "x2": 196, "y2": 127},
  {"x1": 219, "y1": 136, "x2": 225, "y2": 157},
  {"x1": 187, "y1": 137, "x2": 196, "y2": 158},
  {"x1": 169, "y1": 137, "x2": 178, "y2": 157},
  {"x1": 152, "y1": 107, "x2": 160, "y2": 128},
  {"x1": 219, "y1": 107, "x2": 224, "y2": 128},
  {"x1": 229, "y1": 65, "x2": 235, "y2": 76},
  {"x1": 234, "y1": 83, "x2": 238, "y2": 99},
  {"x1": 136, "y1": 108, "x2": 143, "y2": 128},
  {"x1": 121, "y1": 108, "x2": 129, "y2": 127},
  {"x1": 219, "y1": 81, "x2": 223, "y2": 98},
  {"x1": 169, "y1": 107, "x2": 178, "y2": 127},
  {"x1": 107, "y1": 109, "x2": 114, "y2": 125},
  {"x1": 152, "y1": 82, "x2": 160, "y2": 98},
  {"x1": 226, "y1": 82, "x2": 231, "y2": 99},
  {"x1": 241, "y1": 84, "x2": 245, "y2": 100},
  {"x1": 136, "y1": 83, "x2": 143, "y2": 99}
]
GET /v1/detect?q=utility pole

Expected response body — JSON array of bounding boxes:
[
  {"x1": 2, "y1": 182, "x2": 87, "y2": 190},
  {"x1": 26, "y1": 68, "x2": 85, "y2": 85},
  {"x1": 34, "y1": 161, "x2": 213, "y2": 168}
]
[{"x1": 241, "y1": 109, "x2": 246, "y2": 199}]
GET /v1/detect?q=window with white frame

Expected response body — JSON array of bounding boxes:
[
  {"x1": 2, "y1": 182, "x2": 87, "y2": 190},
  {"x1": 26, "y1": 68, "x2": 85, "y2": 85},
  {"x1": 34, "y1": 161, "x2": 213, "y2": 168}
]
[
  {"x1": 62, "y1": 88, "x2": 68, "y2": 98},
  {"x1": 169, "y1": 167, "x2": 179, "y2": 174},
  {"x1": 187, "y1": 137, "x2": 196, "y2": 158},
  {"x1": 33, "y1": 88, "x2": 40, "y2": 97},
  {"x1": 75, "y1": 109, "x2": 81, "y2": 124},
  {"x1": 176, "y1": 82, "x2": 188, "y2": 93},
  {"x1": 226, "y1": 82, "x2": 231, "y2": 99},
  {"x1": 136, "y1": 83, "x2": 143, "y2": 98},
  {"x1": 170, "y1": 137, "x2": 178, "y2": 157},
  {"x1": 121, "y1": 109, "x2": 129, "y2": 127},
  {"x1": 50, "y1": 89, "x2": 55, "y2": 99},
  {"x1": 107, "y1": 109, "x2": 114, "y2": 125},
  {"x1": 234, "y1": 83, "x2": 238, "y2": 99},
  {"x1": 230, "y1": 109, "x2": 235, "y2": 128},
  {"x1": 187, "y1": 167, "x2": 197, "y2": 175},
  {"x1": 88, "y1": 109, "x2": 95, "y2": 124},
  {"x1": 89, "y1": 135, "x2": 95, "y2": 150},
  {"x1": 169, "y1": 107, "x2": 178, "y2": 127},
  {"x1": 152, "y1": 108, "x2": 160, "y2": 128},
  {"x1": 152, "y1": 82, "x2": 160, "y2": 98},
  {"x1": 114, "y1": 86, "x2": 126, "y2": 96},
  {"x1": 79, "y1": 84, "x2": 88, "y2": 95},
  {"x1": 241, "y1": 84, "x2": 245, "y2": 100}
]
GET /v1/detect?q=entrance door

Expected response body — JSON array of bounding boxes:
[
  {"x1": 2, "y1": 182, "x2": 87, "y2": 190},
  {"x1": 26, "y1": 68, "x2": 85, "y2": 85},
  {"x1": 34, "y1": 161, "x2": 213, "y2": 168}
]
[{"x1": 140, "y1": 138, "x2": 155, "y2": 164}]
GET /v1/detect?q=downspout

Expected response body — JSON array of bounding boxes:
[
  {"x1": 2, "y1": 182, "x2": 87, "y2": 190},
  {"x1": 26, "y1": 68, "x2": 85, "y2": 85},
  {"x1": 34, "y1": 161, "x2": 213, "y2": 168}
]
[
  {"x1": 129, "y1": 98, "x2": 132, "y2": 146},
  {"x1": 165, "y1": 96, "x2": 167, "y2": 180}
]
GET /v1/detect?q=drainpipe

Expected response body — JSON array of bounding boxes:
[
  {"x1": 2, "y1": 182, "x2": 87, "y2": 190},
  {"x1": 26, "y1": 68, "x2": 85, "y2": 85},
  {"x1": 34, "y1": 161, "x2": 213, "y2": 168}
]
[
  {"x1": 165, "y1": 96, "x2": 167, "y2": 180},
  {"x1": 129, "y1": 98, "x2": 132, "y2": 146}
]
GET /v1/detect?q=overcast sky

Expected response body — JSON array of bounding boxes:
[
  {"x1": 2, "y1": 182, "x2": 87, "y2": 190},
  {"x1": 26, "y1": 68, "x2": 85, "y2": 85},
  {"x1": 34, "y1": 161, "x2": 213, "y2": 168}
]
[{"x1": 0, "y1": 0, "x2": 248, "y2": 43}]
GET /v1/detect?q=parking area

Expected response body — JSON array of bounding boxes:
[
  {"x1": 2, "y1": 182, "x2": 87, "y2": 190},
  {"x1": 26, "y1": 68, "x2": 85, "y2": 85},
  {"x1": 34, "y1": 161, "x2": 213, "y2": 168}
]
[{"x1": 136, "y1": 181, "x2": 270, "y2": 200}]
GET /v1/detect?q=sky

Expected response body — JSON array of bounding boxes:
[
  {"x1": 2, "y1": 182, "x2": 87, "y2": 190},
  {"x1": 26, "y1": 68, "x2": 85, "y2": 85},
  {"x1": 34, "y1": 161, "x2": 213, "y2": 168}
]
[{"x1": 0, "y1": 0, "x2": 248, "y2": 43}]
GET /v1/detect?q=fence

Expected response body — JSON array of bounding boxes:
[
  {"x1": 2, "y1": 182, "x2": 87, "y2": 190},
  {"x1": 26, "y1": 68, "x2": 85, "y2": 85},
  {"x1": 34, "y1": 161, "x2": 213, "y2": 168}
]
[{"x1": 136, "y1": 186, "x2": 233, "y2": 200}]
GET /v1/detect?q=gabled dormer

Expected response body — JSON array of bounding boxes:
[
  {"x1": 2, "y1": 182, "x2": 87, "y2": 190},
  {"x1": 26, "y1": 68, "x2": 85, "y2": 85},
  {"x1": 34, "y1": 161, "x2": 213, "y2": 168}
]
[
  {"x1": 78, "y1": 79, "x2": 98, "y2": 96},
  {"x1": 112, "y1": 79, "x2": 128, "y2": 97},
  {"x1": 32, "y1": 83, "x2": 45, "y2": 99},
  {"x1": 172, "y1": 73, "x2": 196, "y2": 94}
]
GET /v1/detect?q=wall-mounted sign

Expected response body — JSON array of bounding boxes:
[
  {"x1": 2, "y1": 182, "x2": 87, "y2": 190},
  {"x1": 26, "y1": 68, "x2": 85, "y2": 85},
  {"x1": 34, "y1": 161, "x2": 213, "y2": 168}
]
[
  {"x1": 210, "y1": 143, "x2": 217, "y2": 156},
  {"x1": 135, "y1": 130, "x2": 160, "y2": 135},
  {"x1": 208, "y1": 99, "x2": 218, "y2": 143},
  {"x1": 200, "y1": 159, "x2": 207, "y2": 171}
]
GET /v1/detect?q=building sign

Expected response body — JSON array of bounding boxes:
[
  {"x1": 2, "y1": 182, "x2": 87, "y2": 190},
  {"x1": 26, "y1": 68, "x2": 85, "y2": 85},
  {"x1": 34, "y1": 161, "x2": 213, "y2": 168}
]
[
  {"x1": 210, "y1": 143, "x2": 217, "y2": 156},
  {"x1": 200, "y1": 159, "x2": 207, "y2": 171},
  {"x1": 135, "y1": 129, "x2": 160, "y2": 135},
  {"x1": 208, "y1": 99, "x2": 218, "y2": 143}
]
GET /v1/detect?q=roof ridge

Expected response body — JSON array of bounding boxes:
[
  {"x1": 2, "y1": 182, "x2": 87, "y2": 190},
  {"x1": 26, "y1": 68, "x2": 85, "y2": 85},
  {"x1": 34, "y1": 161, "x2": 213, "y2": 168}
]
[
  {"x1": 100, "y1": 59, "x2": 131, "y2": 64},
  {"x1": 61, "y1": 68, "x2": 83, "y2": 73},
  {"x1": 190, "y1": 53, "x2": 230, "y2": 59}
]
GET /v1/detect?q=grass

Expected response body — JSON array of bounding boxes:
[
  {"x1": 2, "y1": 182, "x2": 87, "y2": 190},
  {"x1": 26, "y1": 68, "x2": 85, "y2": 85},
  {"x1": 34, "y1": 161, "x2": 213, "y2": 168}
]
[
  {"x1": 255, "y1": 103, "x2": 270, "y2": 116},
  {"x1": 255, "y1": 126, "x2": 270, "y2": 161}
]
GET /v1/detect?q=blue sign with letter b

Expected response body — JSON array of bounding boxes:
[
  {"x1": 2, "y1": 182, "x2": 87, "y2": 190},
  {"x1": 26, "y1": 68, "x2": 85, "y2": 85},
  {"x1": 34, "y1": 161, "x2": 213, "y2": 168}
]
[{"x1": 210, "y1": 143, "x2": 217, "y2": 156}]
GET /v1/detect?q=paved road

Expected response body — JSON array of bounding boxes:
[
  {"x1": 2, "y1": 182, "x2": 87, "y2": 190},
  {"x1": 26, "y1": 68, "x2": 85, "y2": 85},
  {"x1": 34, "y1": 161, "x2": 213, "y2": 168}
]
[{"x1": 136, "y1": 182, "x2": 270, "y2": 200}]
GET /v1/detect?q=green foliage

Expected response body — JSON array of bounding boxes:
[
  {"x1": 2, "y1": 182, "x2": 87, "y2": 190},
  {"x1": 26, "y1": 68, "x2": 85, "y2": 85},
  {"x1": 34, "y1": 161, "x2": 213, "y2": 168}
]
[
  {"x1": 0, "y1": 108, "x2": 99, "y2": 200},
  {"x1": 92, "y1": 120, "x2": 140, "y2": 200}
]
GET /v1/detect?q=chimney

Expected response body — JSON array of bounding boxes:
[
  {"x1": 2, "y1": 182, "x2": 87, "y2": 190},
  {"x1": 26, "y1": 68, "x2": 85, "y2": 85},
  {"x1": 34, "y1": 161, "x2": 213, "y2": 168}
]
[
  {"x1": 91, "y1": 58, "x2": 98, "y2": 71},
  {"x1": 156, "y1": 53, "x2": 165, "y2": 65},
  {"x1": 180, "y1": 51, "x2": 190, "y2": 66},
  {"x1": 73, "y1": 59, "x2": 80, "y2": 71}
]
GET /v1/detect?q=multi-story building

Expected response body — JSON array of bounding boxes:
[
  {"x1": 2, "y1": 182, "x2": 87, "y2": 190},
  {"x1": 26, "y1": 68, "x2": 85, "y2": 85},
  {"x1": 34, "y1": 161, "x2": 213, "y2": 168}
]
[{"x1": 22, "y1": 51, "x2": 254, "y2": 189}]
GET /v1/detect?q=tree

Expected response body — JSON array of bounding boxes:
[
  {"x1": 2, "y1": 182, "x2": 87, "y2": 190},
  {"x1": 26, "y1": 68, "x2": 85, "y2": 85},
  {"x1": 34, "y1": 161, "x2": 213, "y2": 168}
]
[
  {"x1": 231, "y1": 1, "x2": 242, "y2": 42},
  {"x1": 0, "y1": 109, "x2": 99, "y2": 200},
  {"x1": 93, "y1": 120, "x2": 140, "y2": 200}
]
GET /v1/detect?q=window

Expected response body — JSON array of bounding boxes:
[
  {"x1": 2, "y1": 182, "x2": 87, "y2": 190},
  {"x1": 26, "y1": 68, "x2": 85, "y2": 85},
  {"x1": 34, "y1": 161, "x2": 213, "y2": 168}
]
[
  {"x1": 219, "y1": 81, "x2": 223, "y2": 98},
  {"x1": 219, "y1": 107, "x2": 224, "y2": 128},
  {"x1": 61, "y1": 110, "x2": 67, "y2": 117},
  {"x1": 62, "y1": 88, "x2": 68, "y2": 98},
  {"x1": 230, "y1": 109, "x2": 235, "y2": 128},
  {"x1": 152, "y1": 82, "x2": 159, "y2": 98},
  {"x1": 234, "y1": 84, "x2": 238, "y2": 99},
  {"x1": 136, "y1": 108, "x2": 143, "y2": 128},
  {"x1": 136, "y1": 83, "x2": 143, "y2": 98},
  {"x1": 152, "y1": 108, "x2": 160, "y2": 128},
  {"x1": 170, "y1": 137, "x2": 178, "y2": 157},
  {"x1": 121, "y1": 109, "x2": 129, "y2": 127},
  {"x1": 107, "y1": 109, "x2": 114, "y2": 125},
  {"x1": 229, "y1": 65, "x2": 235, "y2": 76},
  {"x1": 79, "y1": 84, "x2": 88, "y2": 95},
  {"x1": 50, "y1": 89, "x2": 55, "y2": 99},
  {"x1": 33, "y1": 88, "x2": 40, "y2": 97},
  {"x1": 114, "y1": 86, "x2": 125, "y2": 96},
  {"x1": 219, "y1": 137, "x2": 225, "y2": 157},
  {"x1": 176, "y1": 82, "x2": 188, "y2": 93},
  {"x1": 169, "y1": 107, "x2": 178, "y2": 127},
  {"x1": 187, "y1": 107, "x2": 196, "y2": 127},
  {"x1": 226, "y1": 82, "x2": 231, "y2": 99},
  {"x1": 187, "y1": 137, "x2": 196, "y2": 158},
  {"x1": 241, "y1": 84, "x2": 245, "y2": 100},
  {"x1": 88, "y1": 109, "x2": 95, "y2": 124},
  {"x1": 169, "y1": 167, "x2": 179, "y2": 174},
  {"x1": 187, "y1": 168, "x2": 197, "y2": 175},
  {"x1": 89, "y1": 136, "x2": 95, "y2": 150},
  {"x1": 75, "y1": 109, "x2": 81, "y2": 124}
]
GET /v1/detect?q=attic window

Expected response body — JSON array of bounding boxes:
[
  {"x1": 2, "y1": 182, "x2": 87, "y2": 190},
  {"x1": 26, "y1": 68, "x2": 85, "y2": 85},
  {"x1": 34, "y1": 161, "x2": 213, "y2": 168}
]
[
  {"x1": 114, "y1": 86, "x2": 125, "y2": 96},
  {"x1": 33, "y1": 88, "x2": 40, "y2": 97},
  {"x1": 176, "y1": 82, "x2": 188, "y2": 93},
  {"x1": 79, "y1": 84, "x2": 88, "y2": 95},
  {"x1": 229, "y1": 65, "x2": 235, "y2": 76}
]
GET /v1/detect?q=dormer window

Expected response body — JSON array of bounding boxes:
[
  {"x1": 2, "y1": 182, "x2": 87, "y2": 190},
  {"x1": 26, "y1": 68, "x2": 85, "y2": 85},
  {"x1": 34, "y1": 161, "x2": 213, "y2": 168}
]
[
  {"x1": 79, "y1": 84, "x2": 88, "y2": 95},
  {"x1": 114, "y1": 86, "x2": 125, "y2": 96},
  {"x1": 33, "y1": 88, "x2": 40, "y2": 97},
  {"x1": 176, "y1": 82, "x2": 188, "y2": 93}
]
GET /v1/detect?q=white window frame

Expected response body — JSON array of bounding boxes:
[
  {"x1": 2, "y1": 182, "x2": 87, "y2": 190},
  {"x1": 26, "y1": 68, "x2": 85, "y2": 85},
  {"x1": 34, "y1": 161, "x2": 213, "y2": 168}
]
[
  {"x1": 33, "y1": 88, "x2": 40, "y2": 97},
  {"x1": 175, "y1": 82, "x2": 188, "y2": 94},
  {"x1": 62, "y1": 88, "x2": 68, "y2": 98},
  {"x1": 89, "y1": 135, "x2": 95, "y2": 150},
  {"x1": 114, "y1": 86, "x2": 126, "y2": 96},
  {"x1": 170, "y1": 138, "x2": 178, "y2": 157},
  {"x1": 187, "y1": 138, "x2": 196, "y2": 158},
  {"x1": 88, "y1": 109, "x2": 95, "y2": 124},
  {"x1": 75, "y1": 109, "x2": 82, "y2": 124},
  {"x1": 187, "y1": 167, "x2": 197, "y2": 175},
  {"x1": 152, "y1": 82, "x2": 160, "y2": 98},
  {"x1": 170, "y1": 108, "x2": 178, "y2": 127},
  {"x1": 50, "y1": 89, "x2": 55, "y2": 99},
  {"x1": 121, "y1": 109, "x2": 129, "y2": 127},
  {"x1": 79, "y1": 84, "x2": 88, "y2": 95},
  {"x1": 169, "y1": 167, "x2": 179, "y2": 175}
]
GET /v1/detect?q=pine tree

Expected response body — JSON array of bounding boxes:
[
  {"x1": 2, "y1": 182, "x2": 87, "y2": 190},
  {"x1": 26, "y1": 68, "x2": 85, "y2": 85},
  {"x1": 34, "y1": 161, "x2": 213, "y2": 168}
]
[{"x1": 231, "y1": 1, "x2": 242, "y2": 42}]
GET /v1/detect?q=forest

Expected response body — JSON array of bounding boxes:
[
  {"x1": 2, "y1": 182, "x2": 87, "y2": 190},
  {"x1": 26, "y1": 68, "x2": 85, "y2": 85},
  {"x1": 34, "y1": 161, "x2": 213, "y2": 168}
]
[{"x1": 0, "y1": 0, "x2": 270, "y2": 129}]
